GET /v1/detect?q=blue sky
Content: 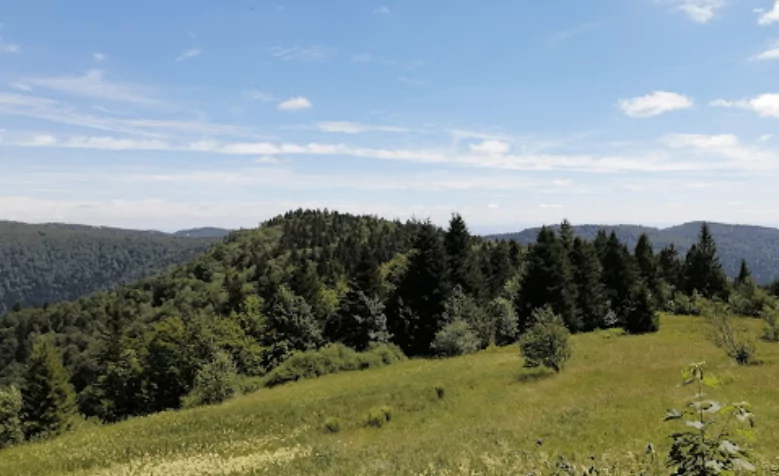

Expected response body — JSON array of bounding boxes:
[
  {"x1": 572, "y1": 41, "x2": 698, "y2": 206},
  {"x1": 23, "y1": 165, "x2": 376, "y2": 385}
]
[{"x1": 2, "y1": 0, "x2": 779, "y2": 232}]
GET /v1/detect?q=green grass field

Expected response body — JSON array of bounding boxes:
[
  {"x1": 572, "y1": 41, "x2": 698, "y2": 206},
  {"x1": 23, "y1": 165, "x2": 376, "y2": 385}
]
[{"x1": 2, "y1": 315, "x2": 778, "y2": 475}]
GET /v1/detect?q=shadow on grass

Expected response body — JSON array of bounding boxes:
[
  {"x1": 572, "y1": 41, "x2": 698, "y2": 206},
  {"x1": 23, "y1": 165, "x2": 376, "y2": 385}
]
[{"x1": 514, "y1": 367, "x2": 556, "y2": 384}]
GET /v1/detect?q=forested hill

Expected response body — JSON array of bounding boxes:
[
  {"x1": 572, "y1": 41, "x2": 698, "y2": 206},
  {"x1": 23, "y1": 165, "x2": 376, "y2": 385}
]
[
  {"x1": 0, "y1": 220, "x2": 218, "y2": 314},
  {"x1": 488, "y1": 222, "x2": 779, "y2": 285},
  {"x1": 173, "y1": 227, "x2": 232, "y2": 239}
]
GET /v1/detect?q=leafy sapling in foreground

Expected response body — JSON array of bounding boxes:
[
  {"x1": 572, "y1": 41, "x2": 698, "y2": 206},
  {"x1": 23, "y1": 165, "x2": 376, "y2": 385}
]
[
  {"x1": 664, "y1": 362, "x2": 755, "y2": 475},
  {"x1": 519, "y1": 307, "x2": 571, "y2": 373}
]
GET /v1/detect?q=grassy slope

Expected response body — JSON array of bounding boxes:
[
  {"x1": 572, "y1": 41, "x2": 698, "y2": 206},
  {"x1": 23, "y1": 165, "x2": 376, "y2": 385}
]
[{"x1": 2, "y1": 315, "x2": 778, "y2": 475}]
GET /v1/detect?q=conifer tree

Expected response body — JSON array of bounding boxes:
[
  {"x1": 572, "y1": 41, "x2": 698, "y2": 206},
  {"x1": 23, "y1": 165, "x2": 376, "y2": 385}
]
[
  {"x1": 658, "y1": 244, "x2": 683, "y2": 291},
  {"x1": 21, "y1": 338, "x2": 77, "y2": 439},
  {"x1": 444, "y1": 214, "x2": 482, "y2": 298},
  {"x1": 388, "y1": 221, "x2": 451, "y2": 355},
  {"x1": 683, "y1": 223, "x2": 730, "y2": 300},
  {"x1": 736, "y1": 259, "x2": 752, "y2": 287},
  {"x1": 623, "y1": 283, "x2": 660, "y2": 334},
  {"x1": 517, "y1": 227, "x2": 580, "y2": 332},
  {"x1": 601, "y1": 232, "x2": 639, "y2": 326},
  {"x1": 571, "y1": 237, "x2": 609, "y2": 331},
  {"x1": 635, "y1": 233, "x2": 663, "y2": 306},
  {"x1": 487, "y1": 241, "x2": 513, "y2": 299}
]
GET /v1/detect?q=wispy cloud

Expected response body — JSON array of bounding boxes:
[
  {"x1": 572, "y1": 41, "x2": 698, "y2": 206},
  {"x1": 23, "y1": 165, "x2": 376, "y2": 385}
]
[
  {"x1": 25, "y1": 69, "x2": 162, "y2": 106},
  {"x1": 757, "y1": 1, "x2": 779, "y2": 25},
  {"x1": 374, "y1": 6, "x2": 390, "y2": 15},
  {"x1": 711, "y1": 93, "x2": 779, "y2": 118},
  {"x1": 175, "y1": 49, "x2": 201, "y2": 62},
  {"x1": 750, "y1": 40, "x2": 779, "y2": 60},
  {"x1": 277, "y1": 96, "x2": 312, "y2": 111},
  {"x1": 244, "y1": 90, "x2": 276, "y2": 102},
  {"x1": 0, "y1": 41, "x2": 19, "y2": 53},
  {"x1": 8, "y1": 82, "x2": 31, "y2": 91},
  {"x1": 315, "y1": 121, "x2": 411, "y2": 134},
  {"x1": 548, "y1": 21, "x2": 603, "y2": 45},
  {"x1": 618, "y1": 91, "x2": 693, "y2": 118},
  {"x1": 658, "y1": 0, "x2": 725, "y2": 23},
  {"x1": 93, "y1": 52, "x2": 107, "y2": 62},
  {"x1": 398, "y1": 76, "x2": 425, "y2": 86},
  {"x1": 268, "y1": 45, "x2": 337, "y2": 62}
]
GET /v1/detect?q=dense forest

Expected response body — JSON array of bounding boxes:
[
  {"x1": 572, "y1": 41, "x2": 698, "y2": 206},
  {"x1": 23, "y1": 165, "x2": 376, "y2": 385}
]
[
  {"x1": 0, "y1": 210, "x2": 769, "y2": 442},
  {"x1": 490, "y1": 221, "x2": 779, "y2": 285},
  {"x1": 0, "y1": 221, "x2": 218, "y2": 315}
]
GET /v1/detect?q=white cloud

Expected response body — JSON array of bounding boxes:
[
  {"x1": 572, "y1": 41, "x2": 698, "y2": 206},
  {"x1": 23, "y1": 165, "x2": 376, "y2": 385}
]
[
  {"x1": 660, "y1": 0, "x2": 725, "y2": 23},
  {"x1": 552, "y1": 179, "x2": 574, "y2": 187},
  {"x1": 93, "y1": 52, "x2": 107, "y2": 62},
  {"x1": 750, "y1": 39, "x2": 779, "y2": 61},
  {"x1": 176, "y1": 49, "x2": 201, "y2": 62},
  {"x1": 254, "y1": 156, "x2": 283, "y2": 164},
  {"x1": 469, "y1": 140, "x2": 510, "y2": 155},
  {"x1": 712, "y1": 93, "x2": 779, "y2": 118},
  {"x1": 26, "y1": 69, "x2": 161, "y2": 105},
  {"x1": 374, "y1": 6, "x2": 390, "y2": 14},
  {"x1": 759, "y1": 134, "x2": 773, "y2": 142},
  {"x1": 315, "y1": 121, "x2": 410, "y2": 134},
  {"x1": 758, "y1": 1, "x2": 779, "y2": 25},
  {"x1": 277, "y1": 96, "x2": 312, "y2": 111},
  {"x1": 268, "y1": 45, "x2": 336, "y2": 62},
  {"x1": 487, "y1": 203, "x2": 500, "y2": 209},
  {"x1": 618, "y1": 91, "x2": 693, "y2": 118},
  {"x1": 661, "y1": 133, "x2": 739, "y2": 149},
  {"x1": 0, "y1": 42, "x2": 19, "y2": 53},
  {"x1": 548, "y1": 22, "x2": 603, "y2": 45},
  {"x1": 540, "y1": 204, "x2": 563, "y2": 209},
  {"x1": 244, "y1": 90, "x2": 276, "y2": 102},
  {"x1": 8, "y1": 82, "x2": 31, "y2": 91}
]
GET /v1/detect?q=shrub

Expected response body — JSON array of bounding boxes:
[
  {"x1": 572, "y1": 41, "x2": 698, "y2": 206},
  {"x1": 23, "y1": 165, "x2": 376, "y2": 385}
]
[
  {"x1": 0, "y1": 386, "x2": 24, "y2": 449},
  {"x1": 486, "y1": 297, "x2": 520, "y2": 346},
  {"x1": 519, "y1": 307, "x2": 571, "y2": 373},
  {"x1": 665, "y1": 362, "x2": 756, "y2": 474},
  {"x1": 760, "y1": 306, "x2": 779, "y2": 343},
  {"x1": 706, "y1": 302, "x2": 758, "y2": 365},
  {"x1": 366, "y1": 406, "x2": 393, "y2": 428},
  {"x1": 434, "y1": 384, "x2": 445, "y2": 400},
  {"x1": 182, "y1": 351, "x2": 239, "y2": 408},
  {"x1": 323, "y1": 417, "x2": 341, "y2": 434},
  {"x1": 729, "y1": 281, "x2": 773, "y2": 317},
  {"x1": 265, "y1": 343, "x2": 406, "y2": 387},
  {"x1": 431, "y1": 320, "x2": 481, "y2": 357}
]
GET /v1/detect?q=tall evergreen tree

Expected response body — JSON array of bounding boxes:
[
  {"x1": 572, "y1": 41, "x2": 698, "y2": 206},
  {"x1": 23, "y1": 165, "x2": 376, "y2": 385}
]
[
  {"x1": 21, "y1": 338, "x2": 76, "y2": 439},
  {"x1": 388, "y1": 221, "x2": 451, "y2": 355},
  {"x1": 444, "y1": 214, "x2": 482, "y2": 298},
  {"x1": 324, "y1": 289, "x2": 389, "y2": 351},
  {"x1": 658, "y1": 244, "x2": 683, "y2": 291},
  {"x1": 516, "y1": 227, "x2": 580, "y2": 332},
  {"x1": 571, "y1": 237, "x2": 609, "y2": 331},
  {"x1": 623, "y1": 283, "x2": 660, "y2": 334},
  {"x1": 634, "y1": 233, "x2": 662, "y2": 305},
  {"x1": 736, "y1": 259, "x2": 752, "y2": 287},
  {"x1": 683, "y1": 223, "x2": 730, "y2": 300},
  {"x1": 558, "y1": 219, "x2": 575, "y2": 255},
  {"x1": 486, "y1": 241, "x2": 513, "y2": 299},
  {"x1": 601, "y1": 232, "x2": 639, "y2": 326}
]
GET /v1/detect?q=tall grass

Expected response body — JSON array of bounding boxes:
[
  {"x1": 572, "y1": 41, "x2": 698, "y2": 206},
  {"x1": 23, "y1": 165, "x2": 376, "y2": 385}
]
[{"x1": 1, "y1": 315, "x2": 778, "y2": 475}]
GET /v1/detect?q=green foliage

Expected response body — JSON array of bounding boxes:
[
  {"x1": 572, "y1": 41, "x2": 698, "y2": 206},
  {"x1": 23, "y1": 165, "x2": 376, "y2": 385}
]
[
  {"x1": 0, "y1": 385, "x2": 23, "y2": 449},
  {"x1": 601, "y1": 231, "x2": 641, "y2": 327},
  {"x1": 264, "y1": 343, "x2": 405, "y2": 387},
  {"x1": 729, "y1": 280, "x2": 773, "y2": 318},
  {"x1": 366, "y1": 406, "x2": 393, "y2": 428},
  {"x1": 323, "y1": 417, "x2": 342, "y2": 434},
  {"x1": 570, "y1": 237, "x2": 609, "y2": 332},
  {"x1": 182, "y1": 351, "x2": 239, "y2": 408},
  {"x1": 684, "y1": 223, "x2": 731, "y2": 301},
  {"x1": 324, "y1": 289, "x2": 389, "y2": 351},
  {"x1": 21, "y1": 338, "x2": 77, "y2": 439},
  {"x1": 486, "y1": 297, "x2": 520, "y2": 345},
  {"x1": 623, "y1": 284, "x2": 660, "y2": 335},
  {"x1": 434, "y1": 384, "x2": 445, "y2": 399},
  {"x1": 760, "y1": 306, "x2": 779, "y2": 343},
  {"x1": 445, "y1": 213, "x2": 483, "y2": 299},
  {"x1": 665, "y1": 362, "x2": 756, "y2": 475},
  {"x1": 519, "y1": 307, "x2": 572, "y2": 373},
  {"x1": 431, "y1": 320, "x2": 481, "y2": 357},
  {"x1": 705, "y1": 303, "x2": 758, "y2": 366},
  {"x1": 0, "y1": 220, "x2": 216, "y2": 315}
]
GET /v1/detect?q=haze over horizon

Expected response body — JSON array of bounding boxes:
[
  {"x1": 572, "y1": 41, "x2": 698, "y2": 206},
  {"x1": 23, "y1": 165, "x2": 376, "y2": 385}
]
[{"x1": 2, "y1": 1, "x2": 779, "y2": 231}]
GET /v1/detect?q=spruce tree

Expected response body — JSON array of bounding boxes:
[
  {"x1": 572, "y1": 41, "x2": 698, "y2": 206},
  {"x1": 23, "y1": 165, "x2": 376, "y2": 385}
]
[
  {"x1": 388, "y1": 221, "x2": 451, "y2": 355},
  {"x1": 736, "y1": 259, "x2": 752, "y2": 287},
  {"x1": 635, "y1": 233, "x2": 663, "y2": 306},
  {"x1": 517, "y1": 227, "x2": 580, "y2": 332},
  {"x1": 571, "y1": 237, "x2": 609, "y2": 331},
  {"x1": 21, "y1": 338, "x2": 77, "y2": 439},
  {"x1": 444, "y1": 214, "x2": 482, "y2": 298},
  {"x1": 658, "y1": 244, "x2": 683, "y2": 291},
  {"x1": 623, "y1": 283, "x2": 660, "y2": 334},
  {"x1": 683, "y1": 223, "x2": 730, "y2": 300},
  {"x1": 487, "y1": 241, "x2": 513, "y2": 299},
  {"x1": 325, "y1": 288, "x2": 389, "y2": 351},
  {"x1": 601, "y1": 232, "x2": 639, "y2": 326}
]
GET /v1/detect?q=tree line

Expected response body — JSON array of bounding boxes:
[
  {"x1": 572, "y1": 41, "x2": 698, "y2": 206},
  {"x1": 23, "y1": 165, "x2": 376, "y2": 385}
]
[{"x1": 0, "y1": 209, "x2": 756, "y2": 446}]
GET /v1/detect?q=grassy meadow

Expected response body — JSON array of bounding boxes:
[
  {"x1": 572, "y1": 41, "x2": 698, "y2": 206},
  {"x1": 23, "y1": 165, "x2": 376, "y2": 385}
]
[{"x1": 1, "y1": 314, "x2": 778, "y2": 475}]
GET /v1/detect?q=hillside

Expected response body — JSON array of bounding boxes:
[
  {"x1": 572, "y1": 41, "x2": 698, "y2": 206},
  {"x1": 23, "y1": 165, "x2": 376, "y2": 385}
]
[
  {"x1": 489, "y1": 221, "x2": 779, "y2": 284},
  {"x1": 0, "y1": 220, "x2": 218, "y2": 315},
  {"x1": 1, "y1": 315, "x2": 777, "y2": 475},
  {"x1": 173, "y1": 227, "x2": 232, "y2": 239}
]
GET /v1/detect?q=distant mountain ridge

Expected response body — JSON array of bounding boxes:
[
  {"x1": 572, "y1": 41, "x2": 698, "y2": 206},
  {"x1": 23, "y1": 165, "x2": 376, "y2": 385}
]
[
  {"x1": 173, "y1": 227, "x2": 232, "y2": 239},
  {"x1": 0, "y1": 220, "x2": 219, "y2": 314},
  {"x1": 487, "y1": 221, "x2": 779, "y2": 285}
]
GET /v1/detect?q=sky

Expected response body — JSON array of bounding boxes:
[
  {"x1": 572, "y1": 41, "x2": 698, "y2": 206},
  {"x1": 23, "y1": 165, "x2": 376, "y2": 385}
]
[{"x1": 2, "y1": 0, "x2": 779, "y2": 233}]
